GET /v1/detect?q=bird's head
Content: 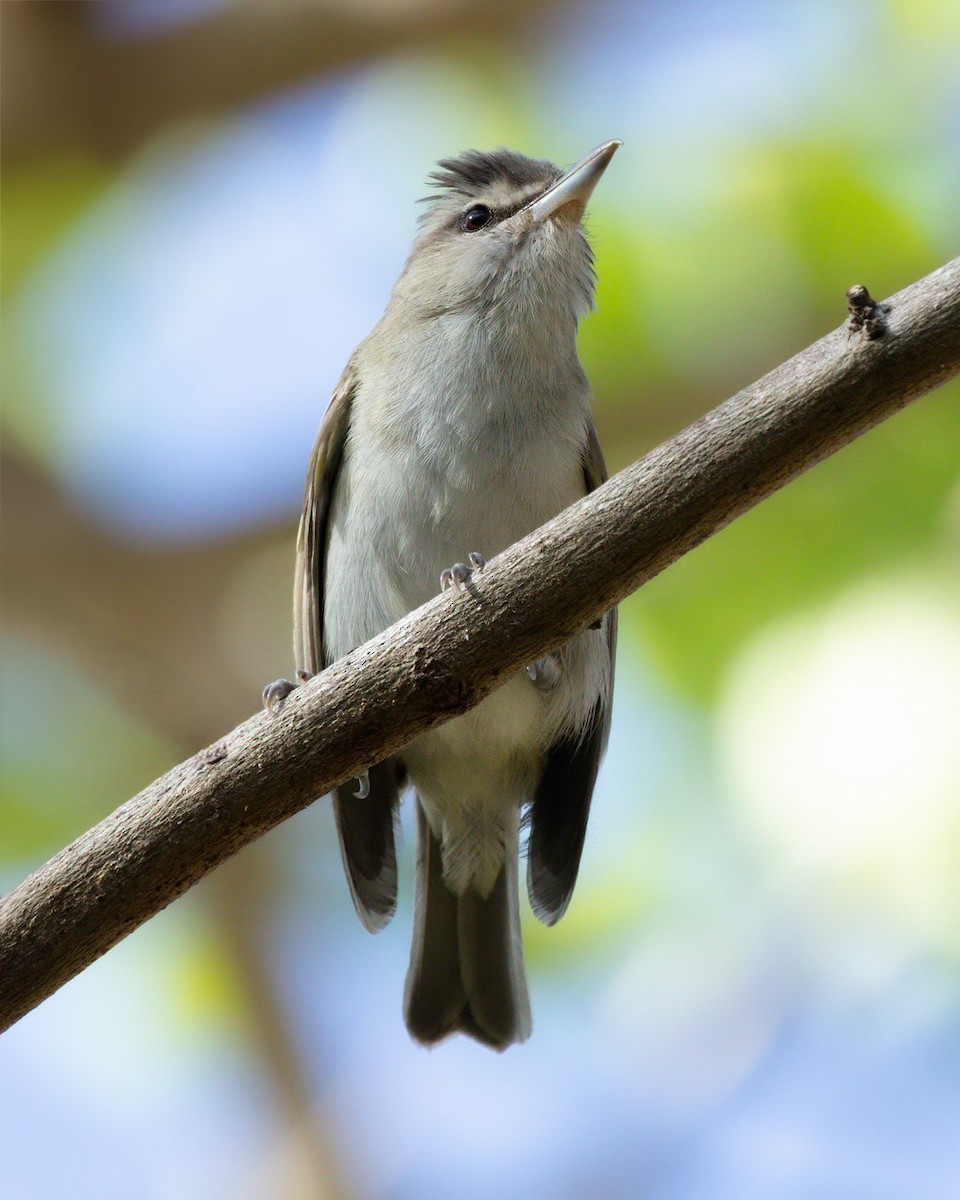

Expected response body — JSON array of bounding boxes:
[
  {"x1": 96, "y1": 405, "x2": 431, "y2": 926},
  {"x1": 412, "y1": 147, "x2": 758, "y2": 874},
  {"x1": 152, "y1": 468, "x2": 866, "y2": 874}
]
[{"x1": 394, "y1": 140, "x2": 621, "y2": 327}]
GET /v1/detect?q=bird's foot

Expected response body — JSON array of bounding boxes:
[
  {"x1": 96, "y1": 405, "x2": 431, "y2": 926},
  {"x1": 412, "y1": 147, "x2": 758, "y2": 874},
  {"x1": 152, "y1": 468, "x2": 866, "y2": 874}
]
[
  {"x1": 440, "y1": 551, "x2": 485, "y2": 594},
  {"x1": 263, "y1": 678, "x2": 296, "y2": 714},
  {"x1": 527, "y1": 655, "x2": 562, "y2": 692},
  {"x1": 262, "y1": 668, "x2": 314, "y2": 714}
]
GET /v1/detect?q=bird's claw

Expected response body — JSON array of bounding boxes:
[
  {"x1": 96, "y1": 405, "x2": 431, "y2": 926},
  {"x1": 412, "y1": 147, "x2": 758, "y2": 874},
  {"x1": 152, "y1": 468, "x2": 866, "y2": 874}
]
[
  {"x1": 527, "y1": 655, "x2": 562, "y2": 692},
  {"x1": 440, "y1": 551, "x2": 485, "y2": 593},
  {"x1": 353, "y1": 770, "x2": 371, "y2": 799},
  {"x1": 263, "y1": 668, "x2": 314, "y2": 715},
  {"x1": 440, "y1": 563, "x2": 470, "y2": 591},
  {"x1": 263, "y1": 678, "x2": 297, "y2": 714}
]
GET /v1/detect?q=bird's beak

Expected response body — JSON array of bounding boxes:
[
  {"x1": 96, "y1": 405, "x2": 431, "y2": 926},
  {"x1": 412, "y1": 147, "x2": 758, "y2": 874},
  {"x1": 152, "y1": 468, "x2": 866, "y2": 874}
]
[{"x1": 524, "y1": 139, "x2": 622, "y2": 225}]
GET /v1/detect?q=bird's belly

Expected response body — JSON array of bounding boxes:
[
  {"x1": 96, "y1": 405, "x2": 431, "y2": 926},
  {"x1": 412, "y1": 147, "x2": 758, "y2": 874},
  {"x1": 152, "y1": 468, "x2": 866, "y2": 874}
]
[
  {"x1": 324, "y1": 432, "x2": 584, "y2": 654},
  {"x1": 403, "y1": 673, "x2": 543, "y2": 895}
]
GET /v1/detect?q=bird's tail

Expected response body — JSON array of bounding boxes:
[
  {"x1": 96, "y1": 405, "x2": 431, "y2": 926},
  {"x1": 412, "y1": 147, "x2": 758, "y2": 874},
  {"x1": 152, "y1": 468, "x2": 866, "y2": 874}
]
[{"x1": 403, "y1": 799, "x2": 531, "y2": 1050}]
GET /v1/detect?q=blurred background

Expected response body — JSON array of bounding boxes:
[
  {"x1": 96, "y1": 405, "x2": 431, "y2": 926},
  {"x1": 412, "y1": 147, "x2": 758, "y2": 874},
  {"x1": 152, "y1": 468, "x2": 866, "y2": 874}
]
[{"x1": 2, "y1": 0, "x2": 959, "y2": 1197}]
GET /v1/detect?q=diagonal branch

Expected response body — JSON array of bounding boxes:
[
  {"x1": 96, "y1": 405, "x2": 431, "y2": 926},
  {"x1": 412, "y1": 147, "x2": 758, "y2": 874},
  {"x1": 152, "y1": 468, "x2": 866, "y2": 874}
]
[{"x1": 1, "y1": 258, "x2": 958, "y2": 1031}]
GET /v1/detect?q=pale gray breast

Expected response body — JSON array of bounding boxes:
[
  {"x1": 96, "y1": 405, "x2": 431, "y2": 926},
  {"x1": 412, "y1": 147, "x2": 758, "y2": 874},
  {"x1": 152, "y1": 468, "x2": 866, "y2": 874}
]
[{"x1": 325, "y1": 314, "x2": 591, "y2": 652}]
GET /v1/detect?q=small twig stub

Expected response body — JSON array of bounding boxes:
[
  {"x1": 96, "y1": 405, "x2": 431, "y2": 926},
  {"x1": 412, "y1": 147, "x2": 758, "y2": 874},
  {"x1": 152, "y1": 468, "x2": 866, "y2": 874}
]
[{"x1": 846, "y1": 284, "x2": 890, "y2": 340}]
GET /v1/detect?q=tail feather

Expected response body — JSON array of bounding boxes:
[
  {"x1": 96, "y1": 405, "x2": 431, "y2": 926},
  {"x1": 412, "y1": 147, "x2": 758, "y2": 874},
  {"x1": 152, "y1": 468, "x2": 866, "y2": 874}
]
[
  {"x1": 457, "y1": 864, "x2": 531, "y2": 1048},
  {"x1": 404, "y1": 799, "x2": 531, "y2": 1050},
  {"x1": 403, "y1": 801, "x2": 464, "y2": 1042}
]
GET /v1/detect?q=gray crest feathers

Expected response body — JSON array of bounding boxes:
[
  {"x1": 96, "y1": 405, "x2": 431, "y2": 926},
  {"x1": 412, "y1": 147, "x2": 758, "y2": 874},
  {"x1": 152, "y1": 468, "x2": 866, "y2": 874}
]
[{"x1": 428, "y1": 148, "x2": 559, "y2": 196}]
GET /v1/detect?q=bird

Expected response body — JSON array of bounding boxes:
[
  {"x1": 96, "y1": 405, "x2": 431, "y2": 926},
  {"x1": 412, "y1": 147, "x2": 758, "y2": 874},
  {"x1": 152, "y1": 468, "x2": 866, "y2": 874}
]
[{"x1": 271, "y1": 139, "x2": 619, "y2": 1050}]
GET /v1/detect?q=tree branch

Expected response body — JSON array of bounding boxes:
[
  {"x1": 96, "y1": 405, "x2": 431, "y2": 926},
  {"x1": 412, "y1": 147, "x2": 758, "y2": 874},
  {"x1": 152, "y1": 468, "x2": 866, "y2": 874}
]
[
  {"x1": 2, "y1": 259, "x2": 958, "y2": 1031},
  {"x1": 1, "y1": 0, "x2": 571, "y2": 165}
]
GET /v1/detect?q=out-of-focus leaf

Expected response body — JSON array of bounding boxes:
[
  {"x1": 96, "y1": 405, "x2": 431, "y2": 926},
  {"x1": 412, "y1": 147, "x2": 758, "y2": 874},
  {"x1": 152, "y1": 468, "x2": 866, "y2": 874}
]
[
  {"x1": 1, "y1": 157, "x2": 110, "y2": 299},
  {"x1": 523, "y1": 857, "x2": 655, "y2": 969},
  {"x1": 771, "y1": 140, "x2": 939, "y2": 299},
  {"x1": 2, "y1": 157, "x2": 112, "y2": 456},
  {"x1": 167, "y1": 926, "x2": 248, "y2": 1037},
  {"x1": 628, "y1": 383, "x2": 960, "y2": 702},
  {"x1": 579, "y1": 211, "x2": 674, "y2": 407},
  {"x1": 629, "y1": 169, "x2": 809, "y2": 393},
  {"x1": 0, "y1": 637, "x2": 175, "y2": 867},
  {"x1": 889, "y1": 0, "x2": 960, "y2": 44}
]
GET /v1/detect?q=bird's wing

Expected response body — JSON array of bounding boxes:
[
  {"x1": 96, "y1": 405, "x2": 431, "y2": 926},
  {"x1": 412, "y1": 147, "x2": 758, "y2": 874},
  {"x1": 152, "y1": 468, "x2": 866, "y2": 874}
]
[
  {"x1": 526, "y1": 418, "x2": 617, "y2": 925},
  {"x1": 294, "y1": 360, "x2": 400, "y2": 932}
]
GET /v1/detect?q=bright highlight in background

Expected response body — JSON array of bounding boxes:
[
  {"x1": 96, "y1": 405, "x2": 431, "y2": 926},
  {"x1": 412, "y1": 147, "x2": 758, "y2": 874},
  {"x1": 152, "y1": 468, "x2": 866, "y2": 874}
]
[{"x1": 718, "y1": 575, "x2": 960, "y2": 939}]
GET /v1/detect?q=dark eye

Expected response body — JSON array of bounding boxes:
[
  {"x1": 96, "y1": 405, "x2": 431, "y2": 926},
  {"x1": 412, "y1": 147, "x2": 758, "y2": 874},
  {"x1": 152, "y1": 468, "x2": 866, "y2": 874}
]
[{"x1": 459, "y1": 204, "x2": 492, "y2": 232}]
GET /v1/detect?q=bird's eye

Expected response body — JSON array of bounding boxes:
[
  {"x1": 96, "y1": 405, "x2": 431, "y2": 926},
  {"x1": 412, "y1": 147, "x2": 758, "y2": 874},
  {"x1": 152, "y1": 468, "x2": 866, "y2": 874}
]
[{"x1": 459, "y1": 204, "x2": 492, "y2": 232}]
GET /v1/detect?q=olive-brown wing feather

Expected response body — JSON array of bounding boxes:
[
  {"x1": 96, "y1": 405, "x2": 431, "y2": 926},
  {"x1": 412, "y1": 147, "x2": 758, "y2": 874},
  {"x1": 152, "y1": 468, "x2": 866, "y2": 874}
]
[{"x1": 294, "y1": 361, "x2": 400, "y2": 932}]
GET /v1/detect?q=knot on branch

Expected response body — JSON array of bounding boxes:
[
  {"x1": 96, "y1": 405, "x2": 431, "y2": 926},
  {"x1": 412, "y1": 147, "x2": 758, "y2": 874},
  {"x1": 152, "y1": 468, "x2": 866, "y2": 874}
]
[
  {"x1": 200, "y1": 740, "x2": 229, "y2": 765},
  {"x1": 846, "y1": 284, "x2": 889, "y2": 340},
  {"x1": 411, "y1": 642, "x2": 480, "y2": 715}
]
